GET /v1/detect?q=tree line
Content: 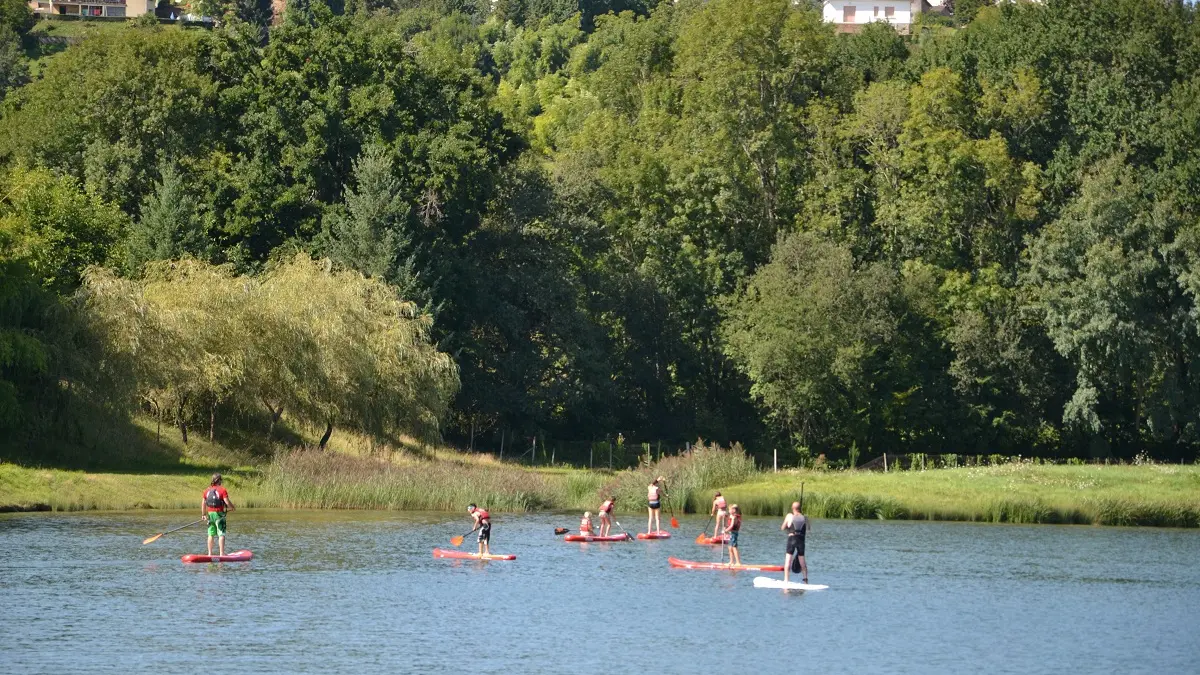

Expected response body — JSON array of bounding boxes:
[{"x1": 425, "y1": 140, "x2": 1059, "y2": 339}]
[{"x1": 2, "y1": 0, "x2": 1198, "y2": 463}]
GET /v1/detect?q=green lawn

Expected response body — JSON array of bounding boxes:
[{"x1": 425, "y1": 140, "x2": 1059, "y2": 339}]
[{"x1": 721, "y1": 463, "x2": 1200, "y2": 526}]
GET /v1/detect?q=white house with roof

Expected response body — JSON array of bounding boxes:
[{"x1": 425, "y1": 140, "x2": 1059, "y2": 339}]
[
  {"x1": 822, "y1": 0, "x2": 932, "y2": 34},
  {"x1": 28, "y1": 0, "x2": 154, "y2": 18}
]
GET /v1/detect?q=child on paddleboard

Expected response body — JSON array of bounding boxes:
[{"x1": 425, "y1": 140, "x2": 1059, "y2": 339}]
[
  {"x1": 724, "y1": 504, "x2": 742, "y2": 566},
  {"x1": 647, "y1": 476, "x2": 665, "y2": 534},
  {"x1": 468, "y1": 504, "x2": 491, "y2": 557},
  {"x1": 598, "y1": 496, "x2": 615, "y2": 537},
  {"x1": 580, "y1": 512, "x2": 594, "y2": 536},
  {"x1": 201, "y1": 473, "x2": 235, "y2": 557}
]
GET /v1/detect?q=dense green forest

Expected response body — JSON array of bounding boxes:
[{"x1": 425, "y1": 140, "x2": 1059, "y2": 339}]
[{"x1": 2, "y1": 0, "x2": 1200, "y2": 465}]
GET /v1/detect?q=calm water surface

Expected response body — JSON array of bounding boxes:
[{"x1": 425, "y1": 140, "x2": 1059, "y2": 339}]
[{"x1": 1, "y1": 511, "x2": 1198, "y2": 674}]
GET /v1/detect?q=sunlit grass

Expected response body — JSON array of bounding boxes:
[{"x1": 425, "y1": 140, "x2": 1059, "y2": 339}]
[
  {"x1": 4, "y1": 419, "x2": 1198, "y2": 527},
  {"x1": 721, "y1": 462, "x2": 1200, "y2": 526}
]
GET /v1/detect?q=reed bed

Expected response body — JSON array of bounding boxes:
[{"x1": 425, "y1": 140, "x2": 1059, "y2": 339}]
[
  {"x1": 598, "y1": 441, "x2": 759, "y2": 513},
  {"x1": 263, "y1": 450, "x2": 566, "y2": 511}
]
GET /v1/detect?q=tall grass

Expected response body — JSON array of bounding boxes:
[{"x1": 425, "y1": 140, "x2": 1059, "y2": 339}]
[
  {"x1": 263, "y1": 450, "x2": 566, "y2": 511},
  {"x1": 598, "y1": 441, "x2": 758, "y2": 514}
]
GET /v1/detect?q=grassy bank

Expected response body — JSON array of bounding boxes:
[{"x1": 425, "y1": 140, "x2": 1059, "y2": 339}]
[
  {"x1": 721, "y1": 463, "x2": 1200, "y2": 527},
  {"x1": 3, "y1": 423, "x2": 1198, "y2": 526}
]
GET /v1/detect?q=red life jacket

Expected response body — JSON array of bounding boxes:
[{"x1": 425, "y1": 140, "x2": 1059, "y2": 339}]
[
  {"x1": 648, "y1": 485, "x2": 660, "y2": 501},
  {"x1": 475, "y1": 509, "x2": 490, "y2": 522},
  {"x1": 600, "y1": 500, "x2": 613, "y2": 514},
  {"x1": 715, "y1": 496, "x2": 727, "y2": 509},
  {"x1": 580, "y1": 517, "x2": 592, "y2": 533}
]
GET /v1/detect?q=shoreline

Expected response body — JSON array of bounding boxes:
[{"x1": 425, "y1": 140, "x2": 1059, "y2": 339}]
[{"x1": 3, "y1": 459, "x2": 1198, "y2": 527}]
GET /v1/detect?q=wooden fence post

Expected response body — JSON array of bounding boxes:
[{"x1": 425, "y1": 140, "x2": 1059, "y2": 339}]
[
  {"x1": 774, "y1": 448, "x2": 778, "y2": 473},
  {"x1": 883, "y1": 452, "x2": 888, "y2": 472}
]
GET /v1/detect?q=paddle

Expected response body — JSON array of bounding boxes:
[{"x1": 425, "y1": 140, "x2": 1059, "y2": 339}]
[
  {"x1": 554, "y1": 527, "x2": 570, "y2": 535},
  {"x1": 663, "y1": 485, "x2": 679, "y2": 529},
  {"x1": 142, "y1": 517, "x2": 206, "y2": 545},
  {"x1": 613, "y1": 518, "x2": 633, "y2": 540},
  {"x1": 450, "y1": 530, "x2": 475, "y2": 547},
  {"x1": 695, "y1": 514, "x2": 714, "y2": 543}
]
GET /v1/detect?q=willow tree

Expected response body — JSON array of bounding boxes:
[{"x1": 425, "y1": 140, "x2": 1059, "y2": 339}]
[
  {"x1": 247, "y1": 254, "x2": 459, "y2": 446},
  {"x1": 80, "y1": 255, "x2": 458, "y2": 446}
]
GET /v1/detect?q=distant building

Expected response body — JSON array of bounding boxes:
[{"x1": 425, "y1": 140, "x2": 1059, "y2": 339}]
[
  {"x1": 28, "y1": 0, "x2": 155, "y2": 18},
  {"x1": 822, "y1": 0, "x2": 935, "y2": 35}
]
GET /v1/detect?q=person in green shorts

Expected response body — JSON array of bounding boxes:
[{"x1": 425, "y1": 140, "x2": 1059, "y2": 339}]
[{"x1": 201, "y1": 473, "x2": 236, "y2": 556}]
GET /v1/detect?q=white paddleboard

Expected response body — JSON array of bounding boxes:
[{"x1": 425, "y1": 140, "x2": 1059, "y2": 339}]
[{"x1": 753, "y1": 576, "x2": 828, "y2": 591}]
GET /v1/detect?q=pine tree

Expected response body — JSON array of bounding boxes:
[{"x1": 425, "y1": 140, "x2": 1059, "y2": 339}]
[
  {"x1": 327, "y1": 144, "x2": 430, "y2": 307},
  {"x1": 125, "y1": 164, "x2": 207, "y2": 274}
]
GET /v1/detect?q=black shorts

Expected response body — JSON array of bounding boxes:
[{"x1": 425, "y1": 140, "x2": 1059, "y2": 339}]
[
  {"x1": 478, "y1": 523, "x2": 491, "y2": 542},
  {"x1": 786, "y1": 534, "x2": 805, "y2": 556},
  {"x1": 648, "y1": 501, "x2": 661, "y2": 510}
]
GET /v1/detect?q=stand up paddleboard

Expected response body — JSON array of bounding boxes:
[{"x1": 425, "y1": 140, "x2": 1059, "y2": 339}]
[
  {"x1": 668, "y1": 557, "x2": 784, "y2": 572},
  {"x1": 636, "y1": 531, "x2": 672, "y2": 540},
  {"x1": 182, "y1": 550, "x2": 253, "y2": 563},
  {"x1": 432, "y1": 548, "x2": 516, "y2": 561},
  {"x1": 752, "y1": 576, "x2": 828, "y2": 591},
  {"x1": 564, "y1": 534, "x2": 633, "y2": 542},
  {"x1": 696, "y1": 534, "x2": 729, "y2": 545}
]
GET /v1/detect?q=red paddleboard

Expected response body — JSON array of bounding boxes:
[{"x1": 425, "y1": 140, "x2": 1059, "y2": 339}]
[
  {"x1": 182, "y1": 550, "x2": 253, "y2": 563},
  {"x1": 636, "y1": 531, "x2": 672, "y2": 540},
  {"x1": 697, "y1": 534, "x2": 730, "y2": 545},
  {"x1": 668, "y1": 556, "x2": 783, "y2": 572},
  {"x1": 432, "y1": 548, "x2": 516, "y2": 561},
  {"x1": 564, "y1": 534, "x2": 632, "y2": 542}
]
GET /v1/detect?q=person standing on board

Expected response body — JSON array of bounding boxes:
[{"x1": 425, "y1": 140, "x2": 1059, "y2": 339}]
[
  {"x1": 201, "y1": 473, "x2": 235, "y2": 557},
  {"x1": 711, "y1": 491, "x2": 728, "y2": 540},
  {"x1": 647, "y1": 476, "x2": 665, "y2": 534},
  {"x1": 781, "y1": 501, "x2": 809, "y2": 583},
  {"x1": 580, "y1": 511, "x2": 594, "y2": 536},
  {"x1": 467, "y1": 504, "x2": 491, "y2": 557},
  {"x1": 598, "y1": 496, "x2": 615, "y2": 537},
  {"x1": 724, "y1": 504, "x2": 743, "y2": 566}
]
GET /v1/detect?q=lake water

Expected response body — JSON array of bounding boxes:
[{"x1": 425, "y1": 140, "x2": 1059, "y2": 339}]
[{"x1": 1, "y1": 511, "x2": 1198, "y2": 674}]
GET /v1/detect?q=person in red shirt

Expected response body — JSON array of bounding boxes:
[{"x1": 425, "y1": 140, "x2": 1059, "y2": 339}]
[
  {"x1": 201, "y1": 473, "x2": 236, "y2": 556},
  {"x1": 467, "y1": 504, "x2": 491, "y2": 557}
]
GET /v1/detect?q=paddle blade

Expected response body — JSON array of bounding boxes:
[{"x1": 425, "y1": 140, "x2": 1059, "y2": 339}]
[
  {"x1": 142, "y1": 533, "x2": 164, "y2": 545},
  {"x1": 695, "y1": 532, "x2": 706, "y2": 543},
  {"x1": 554, "y1": 528, "x2": 569, "y2": 535},
  {"x1": 670, "y1": 516, "x2": 679, "y2": 529},
  {"x1": 450, "y1": 535, "x2": 465, "y2": 547}
]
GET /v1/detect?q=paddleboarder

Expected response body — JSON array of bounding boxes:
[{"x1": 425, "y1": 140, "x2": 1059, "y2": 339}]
[
  {"x1": 201, "y1": 473, "x2": 235, "y2": 557},
  {"x1": 781, "y1": 501, "x2": 809, "y2": 583},
  {"x1": 467, "y1": 504, "x2": 492, "y2": 557},
  {"x1": 598, "y1": 496, "x2": 615, "y2": 536},
  {"x1": 647, "y1": 476, "x2": 665, "y2": 534},
  {"x1": 710, "y1": 491, "x2": 728, "y2": 540},
  {"x1": 580, "y1": 511, "x2": 594, "y2": 536},
  {"x1": 724, "y1": 504, "x2": 742, "y2": 566}
]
